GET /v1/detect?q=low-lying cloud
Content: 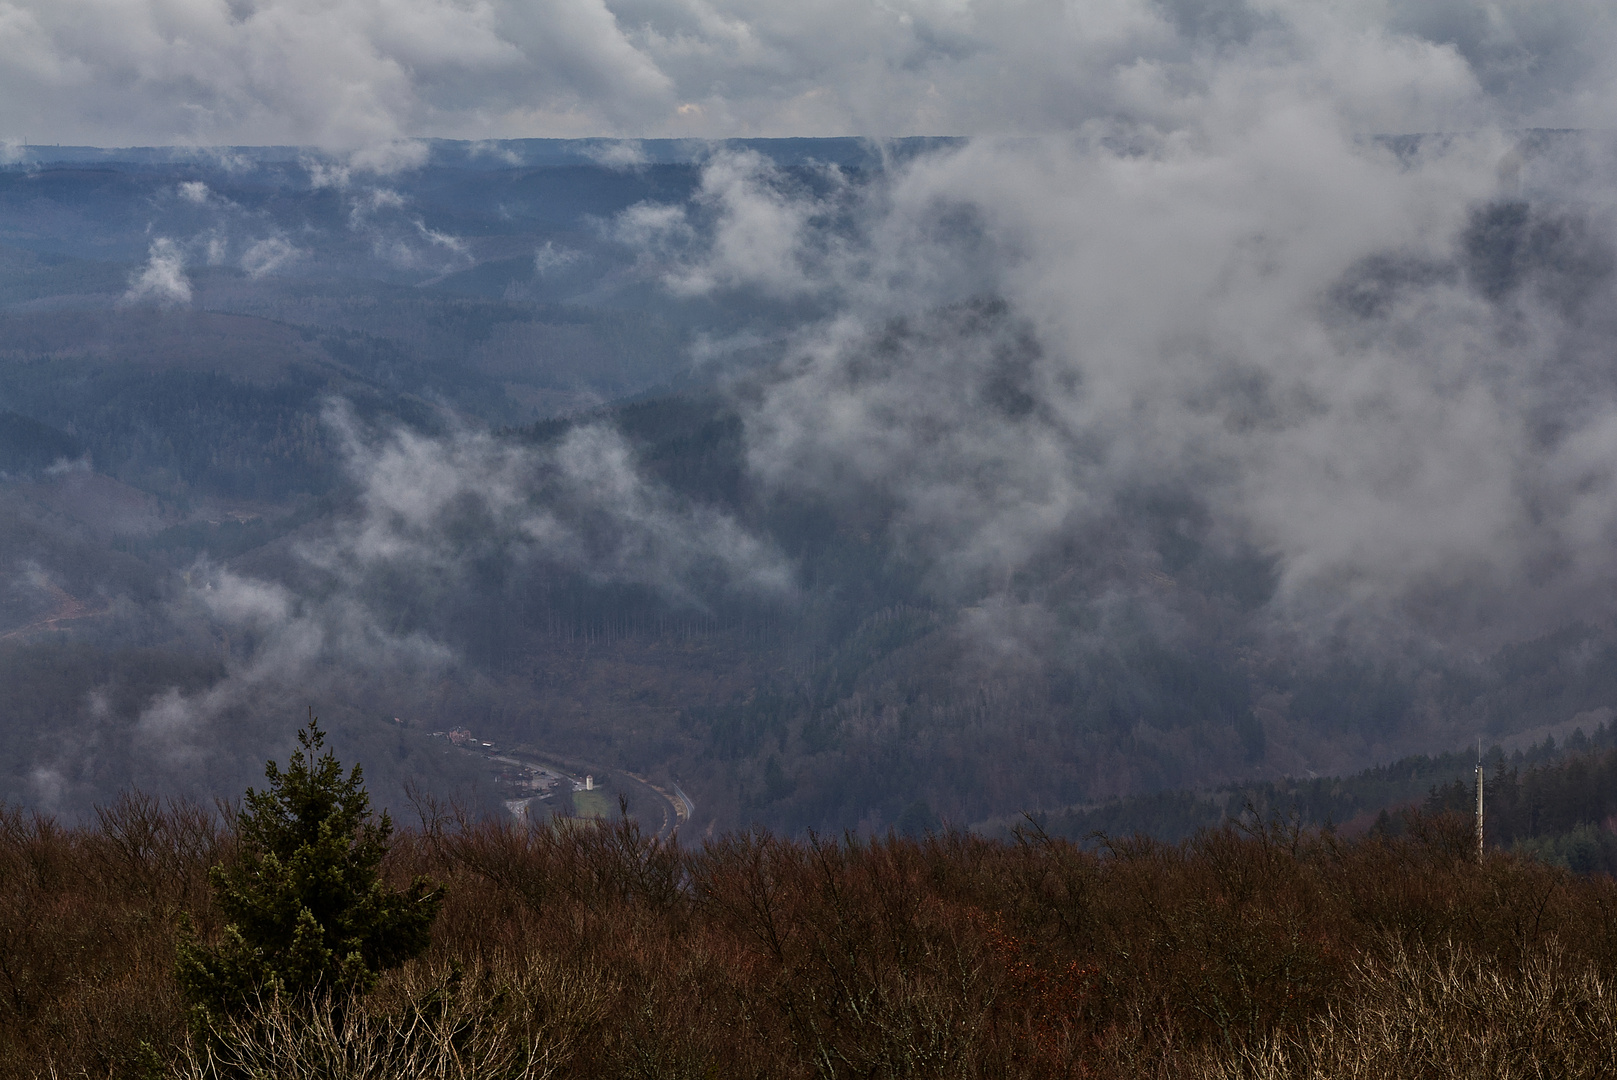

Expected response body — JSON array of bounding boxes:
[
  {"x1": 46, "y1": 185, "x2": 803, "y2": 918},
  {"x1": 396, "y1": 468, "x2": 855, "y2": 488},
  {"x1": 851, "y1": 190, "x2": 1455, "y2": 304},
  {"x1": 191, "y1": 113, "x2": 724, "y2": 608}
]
[
  {"x1": 239, "y1": 236, "x2": 301, "y2": 278},
  {"x1": 310, "y1": 404, "x2": 792, "y2": 601},
  {"x1": 122, "y1": 238, "x2": 192, "y2": 305},
  {"x1": 132, "y1": 402, "x2": 792, "y2": 758},
  {"x1": 615, "y1": 128, "x2": 1617, "y2": 654}
]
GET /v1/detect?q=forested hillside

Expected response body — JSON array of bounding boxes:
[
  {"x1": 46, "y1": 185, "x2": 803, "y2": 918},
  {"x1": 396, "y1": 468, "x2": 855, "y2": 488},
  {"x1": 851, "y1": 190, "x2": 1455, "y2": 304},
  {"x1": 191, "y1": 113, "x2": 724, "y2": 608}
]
[
  {"x1": 4, "y1": 138, "x2": 1617, "y2": 843},
  {"x1": 1023, "y1": 720, "x2": 1617, "y2": 851}
]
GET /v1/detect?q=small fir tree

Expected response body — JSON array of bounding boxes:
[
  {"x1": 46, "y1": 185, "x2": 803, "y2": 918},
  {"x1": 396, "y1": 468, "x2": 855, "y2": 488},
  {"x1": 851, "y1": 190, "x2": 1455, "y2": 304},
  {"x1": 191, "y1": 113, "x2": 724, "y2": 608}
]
[{"x1": 177, "y1": 714, "x2": 442, "y2": 1024}]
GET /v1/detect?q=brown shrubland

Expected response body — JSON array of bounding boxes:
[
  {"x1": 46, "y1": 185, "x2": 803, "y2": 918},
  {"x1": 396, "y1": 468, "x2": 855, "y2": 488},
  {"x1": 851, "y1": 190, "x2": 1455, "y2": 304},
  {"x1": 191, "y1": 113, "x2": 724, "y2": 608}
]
[{"x1": 2, "y1": 798, "x2": 1616, "y2": 1078}]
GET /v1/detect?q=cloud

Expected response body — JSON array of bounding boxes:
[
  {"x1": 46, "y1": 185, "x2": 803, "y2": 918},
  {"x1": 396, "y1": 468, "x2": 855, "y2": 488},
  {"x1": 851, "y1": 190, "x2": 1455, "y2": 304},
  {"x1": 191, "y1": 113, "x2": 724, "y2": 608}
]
[
  {"x1": 533, "y1": 240, "x2": 578, "y2": 274},
  {"x1": 347, "y1": 138, "x2": 430, "y2": 175},
  {"x1": 28, "y1": 765, "x2": 65, "y2": 811},
  {"x1": 305, "y1": 159, "x2": 353, "y2": 191},
  {"x1": 203, "y1": 231, "x2": 228, "y2": 264},
  {"x1": 659, "y1": 150, "x2": 846, "y2": 298},
  {"x1": 0, "y1": 1, "x2": 1612, "y2": 146},
  {"x1": 332, "y1": 183, "x2": 471, "y2": 270},
  {"x1": 312, "y1": 403, "x2": 793, "y2": 602},
  {"x1": 121, "y1": 237, "x2": 191, "y2": 305},
  {"x1": 351, "y1": 187, "x2": 408, "y2": 217},
  {"x1": 698, "y1": 120, "x2": 1617, "y2": 652},
  {"x1": 303, "y1": 143, "x2": 429, "y2": 191},
  {"x1": 240, "y1": 235, "x2": 300, "y2": 277},
  {"x1": 613, "y1": 200, "x2": 694, "y2": 252},
  {"x1": 132, "y1": 402, "x2": 792, "y2": 748},
  {"x1": 43, "y1": 454, "x2": 91, "y2": 476},
  {"x1": 469, "y1": 139, "x2": 524, "y2": 164},
  {"x1": 134, "y1": 564, "x2": 454, "y2": 761},
  {"x1": 582, "y1": 139, "x2": 649, "y2": 169}
]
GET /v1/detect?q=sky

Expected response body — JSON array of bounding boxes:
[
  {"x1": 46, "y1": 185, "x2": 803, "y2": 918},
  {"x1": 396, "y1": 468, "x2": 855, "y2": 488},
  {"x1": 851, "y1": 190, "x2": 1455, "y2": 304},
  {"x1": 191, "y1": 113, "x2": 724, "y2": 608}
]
[{"x1": 1, "y1": 0, "x2": 1614, "y2": 148}]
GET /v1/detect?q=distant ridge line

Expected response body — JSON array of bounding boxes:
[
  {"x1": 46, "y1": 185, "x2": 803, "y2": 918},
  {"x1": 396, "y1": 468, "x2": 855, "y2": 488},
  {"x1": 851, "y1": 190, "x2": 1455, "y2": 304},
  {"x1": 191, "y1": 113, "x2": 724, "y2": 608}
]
[{"x1": 1, "y1": 136, "x2": 968, "y2": 171}]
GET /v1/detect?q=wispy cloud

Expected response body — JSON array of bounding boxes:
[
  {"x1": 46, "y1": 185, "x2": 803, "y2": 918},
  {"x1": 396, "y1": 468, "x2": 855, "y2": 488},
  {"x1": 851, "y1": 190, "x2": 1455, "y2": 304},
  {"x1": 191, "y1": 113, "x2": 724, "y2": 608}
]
[
  {"x1": 121, "y1": 238, "x2": 191, "y2": 306},
  {"x1": 311, "y1": 403, "x2": 793, "y2": 602},
  {"x1": 240, "y1": 236, "x2": 301, "y2": 277},
  {"x1": 128, "y1": 402, "x2": 792, "y2": 766}
]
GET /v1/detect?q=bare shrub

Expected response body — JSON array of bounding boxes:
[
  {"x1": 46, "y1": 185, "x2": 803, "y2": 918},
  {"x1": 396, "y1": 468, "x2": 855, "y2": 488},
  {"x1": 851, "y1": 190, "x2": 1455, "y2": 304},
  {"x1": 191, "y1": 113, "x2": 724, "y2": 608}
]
[
  {"x1": 6, "y1": 798, "x2": 1617, "y2": 1078},
  {"x1": 1201, "y1": 939, "x2": 1617, "y2": 1080},
  {"x1": 0, "y1": 797, "x2": 220, "y2": 1078},
  {"x1": 172, "y1": 953, "x2": 610, "y2": 1080}
]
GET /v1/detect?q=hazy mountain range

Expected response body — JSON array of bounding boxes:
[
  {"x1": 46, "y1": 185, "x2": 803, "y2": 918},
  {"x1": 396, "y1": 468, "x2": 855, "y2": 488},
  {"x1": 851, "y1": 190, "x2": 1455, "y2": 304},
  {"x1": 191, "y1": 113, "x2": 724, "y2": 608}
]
[{"x1": 5, "y1": 132, "x2": 1617, "y2": 837}]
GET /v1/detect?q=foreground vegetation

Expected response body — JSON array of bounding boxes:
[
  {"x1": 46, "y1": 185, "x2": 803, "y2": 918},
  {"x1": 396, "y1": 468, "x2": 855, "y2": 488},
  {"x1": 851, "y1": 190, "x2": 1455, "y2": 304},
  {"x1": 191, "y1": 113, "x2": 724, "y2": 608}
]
[{"x1": 2, "y1": 791, "x2": 1615, "y2": 1077}]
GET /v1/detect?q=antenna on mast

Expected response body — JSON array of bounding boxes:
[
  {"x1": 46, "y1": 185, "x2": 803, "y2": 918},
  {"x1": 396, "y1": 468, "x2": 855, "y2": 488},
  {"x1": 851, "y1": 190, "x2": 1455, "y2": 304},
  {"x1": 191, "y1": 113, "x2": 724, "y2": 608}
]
[{"x1": 1475, "y1": 735, "x2": 1485, "y2": 865}]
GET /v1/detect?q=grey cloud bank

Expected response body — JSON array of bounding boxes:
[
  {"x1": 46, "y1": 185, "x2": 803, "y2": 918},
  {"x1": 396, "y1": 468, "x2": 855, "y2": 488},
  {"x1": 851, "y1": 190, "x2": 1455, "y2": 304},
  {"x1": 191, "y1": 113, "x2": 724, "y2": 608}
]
[
  {"x1": 703, "y1": 127, "x2": 1617, "y2": 651},
  {"x1": 1, "y1": 0, "x2": 1613, "y2": 147}
]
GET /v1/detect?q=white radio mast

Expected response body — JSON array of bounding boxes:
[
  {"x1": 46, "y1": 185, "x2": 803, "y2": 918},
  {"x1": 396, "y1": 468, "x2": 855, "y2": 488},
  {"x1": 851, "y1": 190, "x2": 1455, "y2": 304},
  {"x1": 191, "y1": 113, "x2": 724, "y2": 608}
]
[{"x1": 1474, "y1": 736, "x2": 1484, "y2": 865}]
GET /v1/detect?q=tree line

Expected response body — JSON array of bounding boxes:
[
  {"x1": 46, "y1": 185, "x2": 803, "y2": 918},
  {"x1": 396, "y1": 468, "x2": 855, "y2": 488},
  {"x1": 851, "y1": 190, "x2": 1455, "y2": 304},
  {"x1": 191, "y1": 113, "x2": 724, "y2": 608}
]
[{"x1": 4, "y1": 720, "x2": 1617, "y2": 1078}]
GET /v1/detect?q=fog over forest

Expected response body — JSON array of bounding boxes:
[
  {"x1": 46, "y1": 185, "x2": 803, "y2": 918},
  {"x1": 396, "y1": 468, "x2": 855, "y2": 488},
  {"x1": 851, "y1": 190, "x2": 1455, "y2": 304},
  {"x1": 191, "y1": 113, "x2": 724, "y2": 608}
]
[{"x1": 5, "y1": 0, "x2": 1617, "y2": 834}]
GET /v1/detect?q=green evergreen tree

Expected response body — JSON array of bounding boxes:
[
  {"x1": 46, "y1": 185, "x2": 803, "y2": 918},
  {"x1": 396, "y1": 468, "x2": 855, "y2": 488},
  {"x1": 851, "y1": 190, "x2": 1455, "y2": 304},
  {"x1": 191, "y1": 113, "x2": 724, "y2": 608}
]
[{"x1": 177, "y1": 714, "x2": 442, "y2": 1024}]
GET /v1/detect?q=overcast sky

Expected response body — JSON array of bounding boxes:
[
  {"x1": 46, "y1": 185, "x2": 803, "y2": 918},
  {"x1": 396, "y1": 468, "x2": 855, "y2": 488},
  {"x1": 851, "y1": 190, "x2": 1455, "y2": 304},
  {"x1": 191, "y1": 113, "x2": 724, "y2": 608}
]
[{"x1": 1, "y1": 0, "x2": 1613, "y2": 148}]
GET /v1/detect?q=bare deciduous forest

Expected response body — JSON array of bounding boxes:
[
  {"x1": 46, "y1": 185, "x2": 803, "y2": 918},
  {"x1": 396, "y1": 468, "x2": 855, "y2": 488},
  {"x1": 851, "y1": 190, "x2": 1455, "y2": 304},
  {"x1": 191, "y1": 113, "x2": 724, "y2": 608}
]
[{"x1": 4, "y1": 790, "x2": 1617, "y2": 1078}]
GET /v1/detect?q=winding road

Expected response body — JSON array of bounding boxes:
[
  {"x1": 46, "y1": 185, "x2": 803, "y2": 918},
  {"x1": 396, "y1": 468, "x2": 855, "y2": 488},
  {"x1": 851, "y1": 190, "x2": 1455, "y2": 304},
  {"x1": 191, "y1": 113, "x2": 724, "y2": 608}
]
[
  {"x1": 463, "y1": 741, "x2": 692, "y2": 842},
  {"x1": 1, "y1": 584, "x2": 107, "y2": 641}
]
